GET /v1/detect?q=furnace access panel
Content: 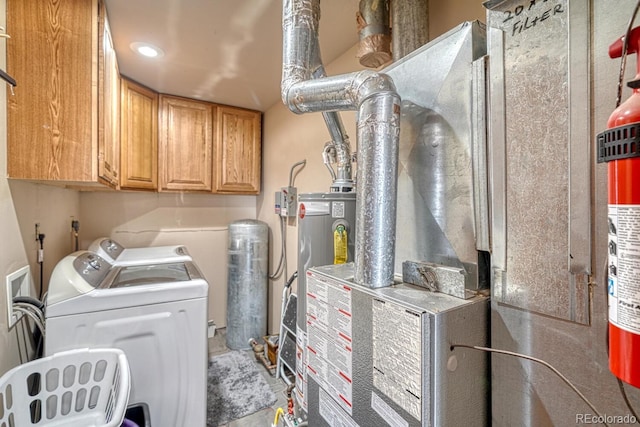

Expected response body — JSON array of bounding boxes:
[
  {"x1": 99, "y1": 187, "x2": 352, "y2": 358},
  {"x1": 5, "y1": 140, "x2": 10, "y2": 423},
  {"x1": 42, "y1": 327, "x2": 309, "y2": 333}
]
[{"x1": 301, "y1": 264, "x2": 489, "y2": 427}]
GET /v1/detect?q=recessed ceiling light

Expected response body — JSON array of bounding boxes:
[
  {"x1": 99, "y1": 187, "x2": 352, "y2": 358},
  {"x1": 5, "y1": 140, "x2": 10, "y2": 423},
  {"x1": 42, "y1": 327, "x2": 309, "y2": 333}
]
[{"x1": 130, "y1": 42, "x2": 164, "y2": 58}]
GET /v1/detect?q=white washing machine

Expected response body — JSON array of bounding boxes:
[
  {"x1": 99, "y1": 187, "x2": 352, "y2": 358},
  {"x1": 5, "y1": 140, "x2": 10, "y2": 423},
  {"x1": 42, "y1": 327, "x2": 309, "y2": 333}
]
[
  {"x1": 45, "y1": 251, "x2": 208, "y2": 427},
  {"x1": 88, "y1": 237, "x2": 192, "y2": 266}
]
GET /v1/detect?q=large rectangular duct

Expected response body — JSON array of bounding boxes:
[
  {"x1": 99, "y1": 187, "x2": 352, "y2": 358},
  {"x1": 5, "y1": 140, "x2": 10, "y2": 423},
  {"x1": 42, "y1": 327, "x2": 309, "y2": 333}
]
[{"x1": 384, "y1": 21, "x2": 490, "y2": 297}]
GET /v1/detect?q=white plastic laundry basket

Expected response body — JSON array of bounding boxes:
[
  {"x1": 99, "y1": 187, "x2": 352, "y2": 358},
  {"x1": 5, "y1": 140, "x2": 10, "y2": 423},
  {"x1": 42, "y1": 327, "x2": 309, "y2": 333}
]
[{"x1": 0, "y1": 348, "x2": 130, "y2": 427}]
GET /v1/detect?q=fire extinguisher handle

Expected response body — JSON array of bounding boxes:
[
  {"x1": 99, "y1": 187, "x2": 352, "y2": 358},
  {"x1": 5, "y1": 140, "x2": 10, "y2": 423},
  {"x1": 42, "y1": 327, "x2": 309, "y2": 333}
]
[{"x1": 609, "y1": 26, "x2": 640, "y2": 58}]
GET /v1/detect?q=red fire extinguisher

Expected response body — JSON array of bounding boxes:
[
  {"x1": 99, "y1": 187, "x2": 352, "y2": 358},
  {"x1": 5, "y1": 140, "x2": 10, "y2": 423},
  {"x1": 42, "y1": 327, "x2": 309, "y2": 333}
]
[{"x1": 600, "y1": 26, "x2": 640, "y2": 388}]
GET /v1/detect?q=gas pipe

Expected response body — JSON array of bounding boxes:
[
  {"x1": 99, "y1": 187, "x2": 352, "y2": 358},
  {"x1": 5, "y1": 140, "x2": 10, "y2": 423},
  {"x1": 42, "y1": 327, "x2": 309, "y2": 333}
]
[{"x1": 600, "y1": 26, "x2": 640, "y2": 388}]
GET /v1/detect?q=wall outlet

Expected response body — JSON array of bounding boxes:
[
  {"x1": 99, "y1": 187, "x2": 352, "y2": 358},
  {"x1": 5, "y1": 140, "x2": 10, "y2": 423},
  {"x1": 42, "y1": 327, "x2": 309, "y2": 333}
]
[
  {"x1": 6, "y1": 266, "x2": 31, "y2": 328},
  {"x1": 207, "y1": 320, "x2": 216, "y2": 338}
]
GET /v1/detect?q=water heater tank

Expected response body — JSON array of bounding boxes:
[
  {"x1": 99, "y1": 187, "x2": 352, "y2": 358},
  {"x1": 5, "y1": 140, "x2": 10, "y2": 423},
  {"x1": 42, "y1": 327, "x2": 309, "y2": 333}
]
[
  {"x1": 226, "y1": 219, "x2": 268, "y2": 350},
  {"x1": 296, "y1": 192, "x2": 356, "y2": 409},
  {"x1": 297, "y1": 192, "x2": 357, "y2": 327}
]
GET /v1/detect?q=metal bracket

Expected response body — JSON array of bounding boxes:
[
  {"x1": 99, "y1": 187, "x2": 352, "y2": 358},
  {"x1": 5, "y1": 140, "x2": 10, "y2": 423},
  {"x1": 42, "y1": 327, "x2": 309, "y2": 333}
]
[{"x1": 402, "y1": 261, "x2": 471, "y2": 299}]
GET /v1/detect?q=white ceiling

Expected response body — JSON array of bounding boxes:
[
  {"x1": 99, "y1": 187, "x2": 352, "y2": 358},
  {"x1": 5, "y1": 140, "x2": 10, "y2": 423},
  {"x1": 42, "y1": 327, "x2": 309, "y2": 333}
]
[{"x1": 105, "y1": 0, "x2": 360, "y2": 112}]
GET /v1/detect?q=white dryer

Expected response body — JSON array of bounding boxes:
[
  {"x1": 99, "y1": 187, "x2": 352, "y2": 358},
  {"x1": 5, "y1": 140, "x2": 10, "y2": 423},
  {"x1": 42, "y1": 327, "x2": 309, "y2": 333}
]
[
  {"x1": 45, "y1": 251, "x2": 208, "y2": 427},
  {"x1": 88, "y1": 237, "x2": 192, "y2": 266}
]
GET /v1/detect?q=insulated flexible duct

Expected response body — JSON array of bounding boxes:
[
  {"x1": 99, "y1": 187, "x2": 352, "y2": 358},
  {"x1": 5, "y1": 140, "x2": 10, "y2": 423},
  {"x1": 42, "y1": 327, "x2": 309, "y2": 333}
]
[
  {"x1": 313, "y1": 67, "x2": 354, "y2": 192},
  {"x1": 356, "y1": 0, "x2": 392, "y2": 68},
  {"x1": 281, "y1": 0, "x2": 400, "y2": 288}
]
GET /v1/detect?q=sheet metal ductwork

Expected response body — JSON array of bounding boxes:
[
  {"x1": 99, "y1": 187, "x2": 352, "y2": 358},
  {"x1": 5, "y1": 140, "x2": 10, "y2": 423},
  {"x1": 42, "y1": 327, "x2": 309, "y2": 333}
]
[{"x1": 281, "y1": 0, "x2": 401, "y2": 288}]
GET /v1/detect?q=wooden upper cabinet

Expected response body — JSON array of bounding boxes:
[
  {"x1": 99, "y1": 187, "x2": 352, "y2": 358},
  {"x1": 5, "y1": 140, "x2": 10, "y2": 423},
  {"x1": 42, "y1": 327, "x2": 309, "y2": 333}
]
[
  {"x1": 97, "y1": 0, "x2": 120, "y2": 188},
  {"x1": 159, "y1": 95, "x2": 213, "y2": 192},
  {"x1": 7, "y1": 0, "x2": 100, "y2": 183},
  {"x1": 6, "y1": 0, "x2": 262, "y2": 194},
  {"x1": 120, "y1": 78, "x2": 158, "y2": 190},
  {"x1": 214, "y1": 106, "x2": 262, "y2": 194}
]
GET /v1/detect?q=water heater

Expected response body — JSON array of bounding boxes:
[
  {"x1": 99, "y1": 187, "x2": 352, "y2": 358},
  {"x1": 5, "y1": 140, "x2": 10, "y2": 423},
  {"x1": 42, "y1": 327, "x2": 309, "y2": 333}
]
[{"x1": 295, "y1": 192, "x2": 356, "y2": 410}]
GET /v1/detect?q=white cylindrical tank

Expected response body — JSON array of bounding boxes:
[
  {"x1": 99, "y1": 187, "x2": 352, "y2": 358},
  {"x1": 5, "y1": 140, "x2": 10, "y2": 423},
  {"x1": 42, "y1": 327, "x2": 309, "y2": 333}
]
[{"x1": 226, "y1": 219, "x2": 268, "y2": 350}]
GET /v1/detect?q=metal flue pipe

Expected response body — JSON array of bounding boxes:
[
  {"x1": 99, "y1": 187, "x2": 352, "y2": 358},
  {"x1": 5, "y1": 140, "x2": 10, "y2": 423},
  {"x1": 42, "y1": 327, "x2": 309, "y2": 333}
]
[
  {"x1": 281, "y1": 0, "x2": 401, "y2": 288},
  {"x1": 312, "y1": 67, "x2": 354, "y2": 192},
  {"x1": 290, "y1": 3, "x2": 353, "y2": 192}
]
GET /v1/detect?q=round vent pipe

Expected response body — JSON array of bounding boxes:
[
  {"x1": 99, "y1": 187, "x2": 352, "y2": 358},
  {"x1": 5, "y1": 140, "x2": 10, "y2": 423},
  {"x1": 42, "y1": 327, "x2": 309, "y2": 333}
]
[{"x1": 281, "y1": 0, "x2": 400, "y2": 288}]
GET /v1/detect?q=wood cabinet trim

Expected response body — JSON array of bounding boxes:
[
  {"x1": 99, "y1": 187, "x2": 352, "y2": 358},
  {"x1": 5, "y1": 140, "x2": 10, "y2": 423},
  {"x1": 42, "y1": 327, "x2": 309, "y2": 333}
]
[
  {"x1": 120, "y1": 77, "x2": 158, "y2": 190},
  {"x1": 97, "y1": 0, "x2": 120, "y2": 188},
  {"x1": 214, "y1": 105, "x2": 262, "y2": 194},
  {"x1": 158, "y1": 95, "x2": 213, "y2": 192}
]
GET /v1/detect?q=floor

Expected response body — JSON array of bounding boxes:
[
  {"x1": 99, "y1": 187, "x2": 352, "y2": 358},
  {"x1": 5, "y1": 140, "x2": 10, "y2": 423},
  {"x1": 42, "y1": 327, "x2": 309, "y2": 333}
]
[{"x1": 208, "y1": 328, "x2": 290, "y2": 427}]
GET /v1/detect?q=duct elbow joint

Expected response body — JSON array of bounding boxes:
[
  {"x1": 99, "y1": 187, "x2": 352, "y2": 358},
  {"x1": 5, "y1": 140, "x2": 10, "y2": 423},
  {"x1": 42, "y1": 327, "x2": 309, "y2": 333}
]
[
  {"x1": 281, "y1": 84, "x2": 307, "y2": 115},
  {"x1": 353, "y1": 70, "x2": 398, "y2": 106}
]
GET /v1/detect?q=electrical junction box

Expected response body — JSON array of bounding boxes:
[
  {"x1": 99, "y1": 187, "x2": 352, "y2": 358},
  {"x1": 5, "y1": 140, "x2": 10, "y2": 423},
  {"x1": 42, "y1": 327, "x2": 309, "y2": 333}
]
[
  {"x1": 277, "y1": 186, "x2": 297, "y2": 217},
  {"x1": 300, "y1": 263, "x2": 489, "y2": 427}
]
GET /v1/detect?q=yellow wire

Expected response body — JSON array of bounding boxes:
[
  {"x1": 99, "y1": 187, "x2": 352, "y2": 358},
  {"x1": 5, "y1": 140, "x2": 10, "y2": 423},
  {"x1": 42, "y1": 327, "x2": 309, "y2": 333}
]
[{"x1": 273, "y1": 407, "x2": 285, "y2": 426}]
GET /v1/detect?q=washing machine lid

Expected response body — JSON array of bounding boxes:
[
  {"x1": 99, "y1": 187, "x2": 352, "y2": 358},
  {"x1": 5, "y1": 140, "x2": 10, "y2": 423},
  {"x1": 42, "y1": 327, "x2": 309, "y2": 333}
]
[
  {"x1": 115, "y1": 246, "x2": 191, "y2": 266},
  {"x1": 47, "y1": 252, "x2": 113, "y2": 307},
  {"x1": 46, "y1": 251, "x2": 208, "y2": 318},
  {"x1": 106, "y1": 262, "x2": 194, "y2": 287},
  {"x1": 88, "y1": 237, "x2": 192, "y2": 266}
]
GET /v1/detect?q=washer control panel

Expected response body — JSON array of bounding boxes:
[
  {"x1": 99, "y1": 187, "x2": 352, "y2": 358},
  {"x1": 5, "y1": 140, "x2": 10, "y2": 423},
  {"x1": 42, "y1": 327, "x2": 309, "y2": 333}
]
[{"x1": 72, "y1": 252, "x2": 112, "y2": 287}]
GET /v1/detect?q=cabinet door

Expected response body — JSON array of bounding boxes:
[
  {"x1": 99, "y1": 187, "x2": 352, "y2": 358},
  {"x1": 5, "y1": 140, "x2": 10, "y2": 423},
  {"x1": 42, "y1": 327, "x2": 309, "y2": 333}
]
[
  {"x1": 214, "y1": 106, "x2": 262, "y2": 194},
  {"x1": 7, "y1": 0, "x2": 98, "y2": 182},
  {"x1": 98, "y1": 0, "x2": 120, "y2": 188},
  {"x1": 159, "y1": 95, "x2": 213, "y2": 192},
  {"x1": 120, "y1": 78, "x2": 158, "y2": 190}
]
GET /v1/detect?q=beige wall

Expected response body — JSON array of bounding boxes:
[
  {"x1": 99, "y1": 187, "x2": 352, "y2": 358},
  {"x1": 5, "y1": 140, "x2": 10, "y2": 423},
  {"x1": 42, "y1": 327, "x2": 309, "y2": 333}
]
[
  {"x1": 0, "y1": 0, "x2": 82, "y2": 374},
  {"x1": 0, "y1": 0, "x2": 486, "y2": 370},
  {"x1": 429, "y1": 0, "x2": 486, "y2": 40},
  {"x1": 9, "y1": 181, "x2": 82, "y2": 294},
  {"x1": 0, "y1": 0, "x2": 25, "y2": 375},
  {"x1": 79, "y1": 191, "x2": 256, "y2": 328},
  {"x1": 257, "y1": 45, "x2": 362, "y2": 333}
]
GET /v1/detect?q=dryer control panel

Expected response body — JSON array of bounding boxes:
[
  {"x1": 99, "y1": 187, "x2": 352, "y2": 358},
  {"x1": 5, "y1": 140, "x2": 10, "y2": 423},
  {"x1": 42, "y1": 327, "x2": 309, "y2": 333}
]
[{"x1": 72, "y1": 253, "x2": 112, "y2": 287}]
